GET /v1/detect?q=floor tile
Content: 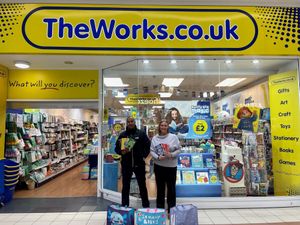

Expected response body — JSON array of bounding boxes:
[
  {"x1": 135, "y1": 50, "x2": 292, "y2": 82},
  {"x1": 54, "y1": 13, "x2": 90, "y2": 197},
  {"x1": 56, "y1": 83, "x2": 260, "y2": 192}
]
[{"x1": 227, "y1": 216, "x2": 248, "y2": 224}]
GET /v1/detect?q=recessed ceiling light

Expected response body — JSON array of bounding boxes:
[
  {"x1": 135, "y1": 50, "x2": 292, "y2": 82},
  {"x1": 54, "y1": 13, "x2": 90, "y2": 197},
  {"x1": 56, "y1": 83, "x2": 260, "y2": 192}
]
[
  {"x1": 252, "y1": 59, "x2": 259, "y2": 64},
  {"x1": 104, "y1": 78, "x2": 129, "y2": 87},
  {"x1": 170, "y1": 60, "x2": 177, "y2": 64},
  {"x1": 216, "y1": 78, "x2": 246, "y2": 87},
  {"x1": 203, "y1": 92, "x2": 208, "y2": 98},
  {"x1": 158, "y1": 92, "x2": 173, "y2": 98},
  {"x1": 162, "y1": 78, "x2": 184, "y2": 87},
  {"x1": 198, "y1": 59, "x2": 205, "y2": 64},
  {"x1": 115, "y1": 92, "x2": 126, "y2": 98},
  {"x1": 143, "y1": 60, "x2": 150, "y2": 64},
  {"x1": 14, "y1": 60, "x2": 30, "y2": 69},
  {"x1": 225, "y1": 60, "x2": 232, "y2": 64}
]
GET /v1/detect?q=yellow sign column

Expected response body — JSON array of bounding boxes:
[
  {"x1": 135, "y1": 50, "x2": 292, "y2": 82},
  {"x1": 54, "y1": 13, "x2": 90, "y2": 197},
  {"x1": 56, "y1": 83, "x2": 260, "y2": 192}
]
[
  {"x1": 269, "y1": 71, "x2": 300, "y2": 196},
  {"x1": 0, "y1": 65, "x2": 8, "y2": 159}
]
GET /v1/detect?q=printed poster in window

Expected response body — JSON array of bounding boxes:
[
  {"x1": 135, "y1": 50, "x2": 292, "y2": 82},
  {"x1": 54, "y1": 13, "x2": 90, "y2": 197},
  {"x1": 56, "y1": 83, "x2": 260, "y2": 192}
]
[{"x1": 233, "y1": 106, "x2": 260, "y2": 132}]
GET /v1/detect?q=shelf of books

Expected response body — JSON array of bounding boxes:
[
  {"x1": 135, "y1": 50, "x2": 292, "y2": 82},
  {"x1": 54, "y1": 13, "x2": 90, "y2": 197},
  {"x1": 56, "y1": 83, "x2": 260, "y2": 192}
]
[{"x1": 176, "y1": 152, "x2": 222, "y2": 197}]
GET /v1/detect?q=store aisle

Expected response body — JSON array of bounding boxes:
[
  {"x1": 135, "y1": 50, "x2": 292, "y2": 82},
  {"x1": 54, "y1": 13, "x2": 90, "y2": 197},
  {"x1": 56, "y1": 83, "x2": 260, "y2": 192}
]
[
  {"x1": 1, "y1": 207, "x2": 300, "y2": 224},
  {"x1": 14, "y1": 162, "x2": 97, "y2": 198}
]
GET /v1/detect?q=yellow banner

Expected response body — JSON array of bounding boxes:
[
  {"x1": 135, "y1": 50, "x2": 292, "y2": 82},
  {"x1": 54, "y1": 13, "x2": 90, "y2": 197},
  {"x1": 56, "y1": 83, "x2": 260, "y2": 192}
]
[
  {"x1": 125, "y1": 94, "x2": 160, "y2": 105},
  {"x1": 0, "y1": 4, "x2": 299, "y2": 55},
  {"x1": 0, "y1": 66, "x2": 8, "y2": 159},
  {"x1": 269, "y1": 71, "x2": 300, "y2": 196},
  {"x1": 7, "y1": 70, "x2": 98, "y2": 99}
]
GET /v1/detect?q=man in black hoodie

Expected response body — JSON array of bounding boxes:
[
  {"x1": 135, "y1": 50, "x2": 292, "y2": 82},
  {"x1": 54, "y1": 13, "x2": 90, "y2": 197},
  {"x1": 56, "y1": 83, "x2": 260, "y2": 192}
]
[{"x1": 115, "y1": 116, "x2": 150, "y2": 208}]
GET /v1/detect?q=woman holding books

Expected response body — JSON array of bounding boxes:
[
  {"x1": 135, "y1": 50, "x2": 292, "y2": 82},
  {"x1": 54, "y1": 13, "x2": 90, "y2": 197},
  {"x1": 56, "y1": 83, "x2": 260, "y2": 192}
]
[{"x1": 150, "y1": 119, "x2": 181, "y2": 213}]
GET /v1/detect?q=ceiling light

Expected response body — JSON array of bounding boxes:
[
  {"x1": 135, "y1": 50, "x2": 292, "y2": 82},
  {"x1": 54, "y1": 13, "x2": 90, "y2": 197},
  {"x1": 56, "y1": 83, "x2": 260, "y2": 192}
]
[
  {"x1": 216, "y1": 78, "x2": 246, "y2": 87},
  {"x1": 104, "y1": 78, "x2": 129, "y2": 87},
  {"x1": 225, "y1": 60, "x2": 232, "y2": 64},
  {"x1": 198, "y1": 59, "x2": 205, "y2": 64},
  {"x1": 210, "y1": 92, "x2": 215, "y2": 97},
  {"x1": 252, "y1": 59, "x2": 259, "y2": 64},
  {"x1": 119, "y1": 100, "x2": 125, "y2": 104},
  {"x1": 123, "y1": 106, "x2": 133, "y2": 109},
  {"x1": 203, "y1": 92, "x2": 208, "y2": 98},
  {"x1": 158, "y1": 92, "x2": 173, "y2": 98},
  {"x1": 115, "y1": 92, "x2": 126, "y2": 98},
  {"x1": 170, "y1": 60, "x2": 177, "y2": 64},
  {"x1": 153, "y1": 106, "x2": 163, "y2": 109},
  {"x1": 143, "y1": 60, "x2": 150, "y2": 64},
  {"x1": 14, "y1": 60, "x2": 30, "y2": 69},
  {"x1": 162, "y1": 78, "x2": 184, "y2": 87}
]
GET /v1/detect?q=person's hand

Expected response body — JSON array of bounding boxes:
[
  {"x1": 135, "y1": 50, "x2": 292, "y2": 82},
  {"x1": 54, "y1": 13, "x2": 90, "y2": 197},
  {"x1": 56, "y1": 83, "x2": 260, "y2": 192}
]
[
  {"x1": 158, "y1": 155, "x2": 166, "y2": 161},
  {"x1": 121, "y1": 148, "x2": 130, "y2": 154},
  {"x1": 164, "y1": 152, "x2": 172, "y2": 159}
]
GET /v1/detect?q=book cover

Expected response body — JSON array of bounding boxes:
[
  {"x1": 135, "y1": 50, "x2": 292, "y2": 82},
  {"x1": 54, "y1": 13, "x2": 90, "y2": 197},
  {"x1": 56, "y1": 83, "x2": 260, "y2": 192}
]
[
  {"x1": 209, "y1": 169, "x2": 219, "y2": 184},
  {"x1": 182, "y1": 170, "x2": 195, "y2": 184},
  {"x1": 178, "y1": 154, "x2": 191, "y2": 168},
  {"x1": 196, "y1": 171, "x2": 209, "y2": 184},
  {"x1": 205, "y1": 158, "x2": 214, "y2": 168},
  {"x1": 191, "y1": 154, "x2": 203, "y2": 168},
  {"x1": 121, "y1": 137, "x2": 136, "y2": 151}
]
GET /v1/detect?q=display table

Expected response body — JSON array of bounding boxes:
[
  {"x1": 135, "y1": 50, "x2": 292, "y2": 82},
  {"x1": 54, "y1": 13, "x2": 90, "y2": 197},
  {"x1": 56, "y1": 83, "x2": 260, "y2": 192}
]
[{"x1": 103, "y1": 161, "x2": 119, "y2": 192}]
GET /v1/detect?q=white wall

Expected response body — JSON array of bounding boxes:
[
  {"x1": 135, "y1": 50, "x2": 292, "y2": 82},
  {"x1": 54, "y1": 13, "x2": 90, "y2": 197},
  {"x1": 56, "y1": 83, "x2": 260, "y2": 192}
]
[{"x1": 40, "y1": 108, "x2": 99, "y2": 123}]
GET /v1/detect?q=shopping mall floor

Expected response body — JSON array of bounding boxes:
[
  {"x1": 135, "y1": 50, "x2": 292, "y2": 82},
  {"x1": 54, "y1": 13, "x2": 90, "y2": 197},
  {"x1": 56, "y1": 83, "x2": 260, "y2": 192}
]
[{"x1": 1, "y1": 197, "x2": 300, "y2": 225}]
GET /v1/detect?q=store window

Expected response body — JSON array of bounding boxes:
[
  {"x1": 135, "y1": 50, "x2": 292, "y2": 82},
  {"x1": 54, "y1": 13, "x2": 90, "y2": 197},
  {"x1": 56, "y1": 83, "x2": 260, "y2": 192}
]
[{"x1": 102, "y1": 58, "x2": 299, "y2": 198}]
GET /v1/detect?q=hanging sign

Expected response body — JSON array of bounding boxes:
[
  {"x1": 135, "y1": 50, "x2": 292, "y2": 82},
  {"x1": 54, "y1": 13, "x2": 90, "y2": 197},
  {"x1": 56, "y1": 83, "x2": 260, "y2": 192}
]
[
  {"x1": 125, "y1": 94, "x2": 160, "y2": 105},
  {"x1": 233, "y1": 106, "x2": 260, "y2": 132},
  {"x1": 185, "y1": 113, "x2": 212, "y2": 139}
]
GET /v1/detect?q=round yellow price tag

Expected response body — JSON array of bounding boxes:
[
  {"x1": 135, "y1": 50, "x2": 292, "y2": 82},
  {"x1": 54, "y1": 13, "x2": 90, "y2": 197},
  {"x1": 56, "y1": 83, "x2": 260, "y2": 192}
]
[
  {"x1": 193, "y1": 119, "x2": 208, "y2": 135},
  {"x1": 113, "y1": 123, "x2": 122, "y2": 132},
  {"x1": 210, "y1": 175, "x2": 218, "y2": 183},
  {"x1": 131, "y1": 111, "x2": 137, "y2": 118}
]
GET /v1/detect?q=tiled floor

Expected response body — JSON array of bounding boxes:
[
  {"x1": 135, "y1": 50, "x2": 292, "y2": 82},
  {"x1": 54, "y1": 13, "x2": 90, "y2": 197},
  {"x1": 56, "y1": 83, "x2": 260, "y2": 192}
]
[
  {"x1": 1, "y1": 197, "x2": 300, "y2": 224},
  {"x1": 1, "y1": 208, "x2": 300, "y2": 224}
]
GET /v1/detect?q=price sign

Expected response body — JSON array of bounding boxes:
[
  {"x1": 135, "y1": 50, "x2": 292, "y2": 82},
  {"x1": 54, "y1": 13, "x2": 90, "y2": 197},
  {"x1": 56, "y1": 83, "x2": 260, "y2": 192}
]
[{"x1": 193, "y1": 119, "x2": 208, "y2": 135}]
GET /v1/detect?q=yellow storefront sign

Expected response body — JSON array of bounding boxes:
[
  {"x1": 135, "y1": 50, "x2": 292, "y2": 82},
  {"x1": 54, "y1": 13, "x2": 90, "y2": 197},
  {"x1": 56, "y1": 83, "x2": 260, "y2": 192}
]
[
  {"x1": 7, "y1": 70, "x2": 98, "y2": 99},
  {"x1": 269, "y1": 71, "x2": 300, "y2": 196},
  {"x1": 125, "y1": 94, "x2": 160, "y2": 105},
  {"x1": 0, "y1": 66, "x2": 8, "y2": 159},
  {"x1": 0, "y1": 4, "x2": 299, "y2": 56}
]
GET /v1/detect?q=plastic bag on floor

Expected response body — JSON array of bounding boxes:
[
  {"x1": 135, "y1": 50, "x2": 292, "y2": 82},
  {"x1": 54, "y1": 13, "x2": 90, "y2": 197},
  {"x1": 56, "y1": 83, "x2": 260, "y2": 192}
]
[
  {"x1": 135, "y1": 208, "x2": 167, "y2": 225},
  {"x1": 170, "y1": 204, "x2": 198, "y2": 225},
  {"x1": 106, "y1": 204, "x2": 135, "y2": 225}
]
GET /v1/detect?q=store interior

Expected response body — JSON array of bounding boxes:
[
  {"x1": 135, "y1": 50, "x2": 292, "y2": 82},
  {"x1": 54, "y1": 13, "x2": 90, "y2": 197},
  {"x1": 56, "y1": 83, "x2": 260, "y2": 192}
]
[{"x1": 3, "y1": 56, "x2": 298, "y2": 199}]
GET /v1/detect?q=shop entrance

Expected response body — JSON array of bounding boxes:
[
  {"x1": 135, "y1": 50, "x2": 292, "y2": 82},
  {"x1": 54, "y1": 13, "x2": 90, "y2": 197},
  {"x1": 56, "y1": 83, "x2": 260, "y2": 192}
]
[
  {"x1": 101, "y1": 58, "x2": 299, "y2": 205},
  {"x1": 6, "y1": 101, "x2": 99, "y2": 198}
]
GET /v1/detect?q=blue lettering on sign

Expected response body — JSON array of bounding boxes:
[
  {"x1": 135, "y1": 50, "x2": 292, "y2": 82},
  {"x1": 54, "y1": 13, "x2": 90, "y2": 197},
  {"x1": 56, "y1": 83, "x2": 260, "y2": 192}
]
[
  {"x1": 42, "y1": 17, "x2": 240, "y2": 41},
  {"x1": 22, "y1": 7, "x2": 258, "y2": 51}
]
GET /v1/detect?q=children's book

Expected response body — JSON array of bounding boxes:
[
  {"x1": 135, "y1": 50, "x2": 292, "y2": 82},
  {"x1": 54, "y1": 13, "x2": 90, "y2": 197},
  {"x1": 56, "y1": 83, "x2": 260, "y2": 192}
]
[
  {"x1": 176, "y1": 170, "x2": 182, "y2": 184},
  {"x1": 121, "y1": 137, "x2": 136, "y2": 151},
  {"x1": 182, "y1": 170, "x2": 195, "y2": 184},
  {"x1": 208, "y1": 169, "x2": 219, "y2": 184},
  {"x1": 178, "y1": 154, "x2": 191, "y2": 168},
  {"x1": 205, "y1": 158, "x2": 214, "y2": 168},
  {"x1": 191, "y1": 154, "x2": 203, "y2": 168},
  {"x1": 154, "y1": 143, "x2": 170, "y2": 156},
  {"x1": 196, "y1": 171, "x2": 209, "y2": 184}
]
